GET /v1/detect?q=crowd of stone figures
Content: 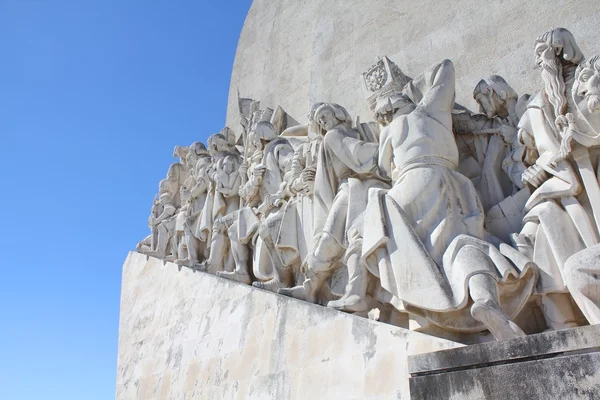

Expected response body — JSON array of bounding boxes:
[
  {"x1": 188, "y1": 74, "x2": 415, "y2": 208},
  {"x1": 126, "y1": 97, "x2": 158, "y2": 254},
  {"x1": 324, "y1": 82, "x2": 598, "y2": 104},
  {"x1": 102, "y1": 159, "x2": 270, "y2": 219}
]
[{"x1": 138, "y1": 27, "x2": 600, "y2": 342}]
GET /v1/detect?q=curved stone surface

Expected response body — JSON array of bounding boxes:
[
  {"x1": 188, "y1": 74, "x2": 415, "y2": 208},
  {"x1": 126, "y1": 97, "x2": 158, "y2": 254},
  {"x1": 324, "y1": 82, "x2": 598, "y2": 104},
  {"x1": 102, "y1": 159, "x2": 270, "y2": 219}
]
[{"x1": 226, "y1": 0, "x2": 600, "y2": 128}]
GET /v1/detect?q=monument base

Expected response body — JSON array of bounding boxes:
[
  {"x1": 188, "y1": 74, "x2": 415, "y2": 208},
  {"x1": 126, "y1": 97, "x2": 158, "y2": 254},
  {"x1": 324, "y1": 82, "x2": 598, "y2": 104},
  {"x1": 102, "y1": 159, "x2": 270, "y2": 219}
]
[
  {"x1": 409, "y1": 325, "x2": 600, "y2": 399},
  {"x1": 116, "y1": 252, "x2": 462, "y2": 399}
]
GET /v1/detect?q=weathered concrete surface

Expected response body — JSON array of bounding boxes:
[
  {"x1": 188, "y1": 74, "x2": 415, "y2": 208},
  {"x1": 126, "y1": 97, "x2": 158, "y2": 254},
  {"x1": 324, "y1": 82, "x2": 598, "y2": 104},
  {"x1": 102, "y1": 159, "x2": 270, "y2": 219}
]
[
  {"x1": 409, "y1": 325, "x2": 600, "y2": 400},
  {"x1": 116, "y1": 252, "x2": 462, "y2": 400},
  {"x1": 226, "y1": 0, "x2": 600, "y2": 130}
]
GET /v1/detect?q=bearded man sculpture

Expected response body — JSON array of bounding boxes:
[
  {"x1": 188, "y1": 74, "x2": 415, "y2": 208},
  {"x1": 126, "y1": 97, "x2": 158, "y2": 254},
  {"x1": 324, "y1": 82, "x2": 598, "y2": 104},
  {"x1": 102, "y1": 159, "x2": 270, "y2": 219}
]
[{"x1": 513, "y1": 27, "x2": 597, "y2": 330}]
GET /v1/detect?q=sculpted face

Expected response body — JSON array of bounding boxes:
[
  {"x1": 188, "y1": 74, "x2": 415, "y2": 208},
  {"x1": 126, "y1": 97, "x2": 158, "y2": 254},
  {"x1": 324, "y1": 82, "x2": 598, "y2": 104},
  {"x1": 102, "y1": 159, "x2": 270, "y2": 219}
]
[
  {"x1": 576, "y1": 62, "x2": 600, "y2": 114},
  {"x1": 248, "y1": 131, "x2": 262, "y2": 152},
  {"x1": 207, "y1": 134, "x2": 228, "y2": 156},
  {"x1": 316, "y1": 107, "x2": 337, "y2": 131},
  {"x1": 167, "y1": 165, "x2": 178, "y2": 180},
  {"x1": 535, "y1": 42, "x2": 556, "y2": 68}
]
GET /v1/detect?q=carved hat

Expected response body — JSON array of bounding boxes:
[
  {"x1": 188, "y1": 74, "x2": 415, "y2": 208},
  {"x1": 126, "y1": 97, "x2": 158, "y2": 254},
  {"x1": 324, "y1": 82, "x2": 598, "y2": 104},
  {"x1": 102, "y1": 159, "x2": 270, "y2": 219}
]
[
  {"x1": 473, "y1": 75, "x2": 518, "y2": 102},
  {"x1": 250, "y1": 121, "x2": 278, "y2": 143},
  {"x1": 361, "y1": 57, "x2": 409, "y2": 112},
  {"x1": 314, "y1": 103, "x2": 352, "y2": 127},
  {"x1": 535, "y1": 27, "x2": 584, "y2": 65}
]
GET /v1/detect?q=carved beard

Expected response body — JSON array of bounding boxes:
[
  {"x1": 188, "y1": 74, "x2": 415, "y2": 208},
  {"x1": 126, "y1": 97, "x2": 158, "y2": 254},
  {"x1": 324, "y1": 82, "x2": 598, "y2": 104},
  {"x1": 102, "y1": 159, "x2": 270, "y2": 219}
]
[
  {"x1": 541, "y1": 58, "x2": 567, "y2": 117},
  {"x1": 586, "y1": 93, "x2": 600, "y2": 114}
]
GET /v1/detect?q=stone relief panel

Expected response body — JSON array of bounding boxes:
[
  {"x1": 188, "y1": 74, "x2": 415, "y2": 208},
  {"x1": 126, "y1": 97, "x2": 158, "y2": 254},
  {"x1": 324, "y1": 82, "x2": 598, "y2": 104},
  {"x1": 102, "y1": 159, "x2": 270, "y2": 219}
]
[{"x1": 137, "y1": 27, "x2": 600, "y2": 344}]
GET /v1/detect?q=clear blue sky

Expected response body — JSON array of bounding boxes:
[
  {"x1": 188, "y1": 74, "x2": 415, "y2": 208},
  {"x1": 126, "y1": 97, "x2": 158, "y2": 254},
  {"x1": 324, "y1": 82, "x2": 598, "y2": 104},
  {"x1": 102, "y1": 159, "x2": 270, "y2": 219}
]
[{"x1": 0, "y1": 1, "x2": 251, "y2": 398}]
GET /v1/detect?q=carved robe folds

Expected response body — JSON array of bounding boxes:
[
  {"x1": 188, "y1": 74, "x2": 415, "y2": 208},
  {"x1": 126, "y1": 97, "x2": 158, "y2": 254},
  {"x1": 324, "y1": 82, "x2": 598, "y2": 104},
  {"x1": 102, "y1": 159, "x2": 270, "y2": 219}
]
[{"x1": 361, "y1": 60, "x2": 536, "y2": 331}]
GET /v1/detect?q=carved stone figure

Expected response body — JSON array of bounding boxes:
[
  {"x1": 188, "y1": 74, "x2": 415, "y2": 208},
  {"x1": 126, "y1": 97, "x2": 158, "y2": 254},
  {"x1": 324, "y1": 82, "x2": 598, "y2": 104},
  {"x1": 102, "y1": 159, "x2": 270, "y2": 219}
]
[
  {"x1": 360, "y1": 60, "x2": 536, "y2": 340},
  {"x1": 197, "y1": 133, "x2": 242, "y2": 273},
  {"x1": 547, "y1": 55, "x2": 600, "y2": 326},
  {"x1": 278, "y1": 103, "x2": 389, "y2": 304},
  {"x1": 216, "y1": 121, "x2": 294, "y2": 288},
  {"x1": 137, "y1": 162, "x2": 186, "y2": 258},
  {"x1": 176, "y1": 148, "x2": 213, "y2": 267},
  {"x1": 453, "y1": 76, "x2": 527, "y2": 211},
  {"x1": 135, "y1": 26, "x2": 600, "y2": 343},
  {"x1": 513, "y1": 27, "x2": 591, "y2": 330}
]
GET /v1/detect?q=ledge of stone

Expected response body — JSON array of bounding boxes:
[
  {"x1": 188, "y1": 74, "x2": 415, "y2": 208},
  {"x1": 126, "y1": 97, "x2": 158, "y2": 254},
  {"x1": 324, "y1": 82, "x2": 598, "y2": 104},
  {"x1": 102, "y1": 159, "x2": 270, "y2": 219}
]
[
  {"x1": 408, "y1": 325, "x2": 600, "y2": 400},
  {"x1": 116, "y1": 251, "x2": 462, "y2": 400},
  {"x1": 409, "y1": 324, "x2": 600, "y2": 376}
]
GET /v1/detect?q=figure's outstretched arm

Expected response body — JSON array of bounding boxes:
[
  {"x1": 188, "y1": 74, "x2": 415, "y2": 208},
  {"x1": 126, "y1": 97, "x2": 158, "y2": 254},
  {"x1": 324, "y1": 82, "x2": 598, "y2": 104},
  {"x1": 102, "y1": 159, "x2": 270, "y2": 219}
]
[
  {"x1": 404, "y1": 59, "x2": 456, "y2": 114},
  {"x1": 420, "y1": 59, "x2": 456, "y2": 113}
]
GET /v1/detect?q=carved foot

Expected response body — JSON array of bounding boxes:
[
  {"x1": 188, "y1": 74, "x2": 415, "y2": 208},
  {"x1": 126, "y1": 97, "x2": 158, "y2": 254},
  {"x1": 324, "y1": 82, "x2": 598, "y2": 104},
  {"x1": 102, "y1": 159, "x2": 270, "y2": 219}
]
[
  {"x1": 164, "y1": 255, "x2": 178, "y2": 263},
  {"x1": 193, "y1": 260, "x2": 221, "y2": 275},
  {"x1": 278, "y1": 285, "x2": 311, "y2": 301},
  {"x1": 252, "y1": 279, "x2": 286, "y2": 293},
  {"x1": 328, "y1": 294, "x2": 372, "y2": 313},
  {"x1": 471, "y1": 302, "x2": 526, "y2": 341},
  {"x1": 216, "y1": 271, "x2": 252, "y2": 285}
]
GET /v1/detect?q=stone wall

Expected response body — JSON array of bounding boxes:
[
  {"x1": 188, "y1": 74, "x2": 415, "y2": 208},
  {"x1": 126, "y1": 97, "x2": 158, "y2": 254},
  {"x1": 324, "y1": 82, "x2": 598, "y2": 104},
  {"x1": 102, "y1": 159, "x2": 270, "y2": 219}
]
[
  {"x1": 116, "y1": 252, "x2": 462, "y2": 400},
  {"x1": 408, "y1": 325, "x2": 600, "y2": 399},
  {"x1": 225, "y1": 0, "x2": 600, "y2": 129}
]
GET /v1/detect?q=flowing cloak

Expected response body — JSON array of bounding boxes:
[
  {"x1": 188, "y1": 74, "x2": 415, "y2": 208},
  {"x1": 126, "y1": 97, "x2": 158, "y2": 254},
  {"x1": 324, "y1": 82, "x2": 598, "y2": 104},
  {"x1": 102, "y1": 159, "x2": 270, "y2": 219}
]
[
  {"x1": 198, "y1": 152, "x2": 241, "y2": 241},
  {"x1": 275, "y1": 138, "x2": 321, "y2": 267},
  {"x1": 361, "y1": 60, "x2": 536, "y2": 331},
  {"x1": 311, "y1": 124, "x2": 388, "y2": 248}
]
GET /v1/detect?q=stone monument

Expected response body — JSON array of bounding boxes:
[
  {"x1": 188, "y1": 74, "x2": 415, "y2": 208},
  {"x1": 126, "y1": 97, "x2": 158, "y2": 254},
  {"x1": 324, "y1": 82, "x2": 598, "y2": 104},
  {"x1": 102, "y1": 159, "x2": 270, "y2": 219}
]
[{"x1": 118, "y1": 1, "x2": 600, "y2": 399}]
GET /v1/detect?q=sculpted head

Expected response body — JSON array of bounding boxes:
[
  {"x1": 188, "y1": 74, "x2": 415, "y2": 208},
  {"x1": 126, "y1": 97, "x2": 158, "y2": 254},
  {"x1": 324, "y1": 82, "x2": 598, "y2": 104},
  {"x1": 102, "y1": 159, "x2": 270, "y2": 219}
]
[
  {"x1": 173, "y1": 145, "x2": 189, "y2": 162},
  {"x1": 167, "y1": 162, "x2": 184, "y2": 182},
  {"x1": 207, "y1": 133, "x2": 230, "y2": 156},
  {"x1": 190, "y1": 141, "x2": 209, "y2": 156},
  {"x1": 307, "y1": 102, "x2": 325, "y2": 137},
  {"x1": 535, "y1": 28, "x2": 584, "y2": 116},
  {"x1": 222, "y1": 154, "x2": 237, "y2": 175},
  {"x1": 473, "y1": 76, "x2": 518, "y2": 118},
  {"x1": 535, "y1": 28, "x2": 583, "y2": 68},
  {"x1": 248, "y1": 121, "x2": 277, "y2": 151},
  {"x1": 574, "y1": 55, "x2": 600, "y2": 114},
  {"x1": 375, "y1": 92, "x2": 413, "y2": 126},
  {"x1": 314, "y1": 103, "x2": 351, "y2": 133}
]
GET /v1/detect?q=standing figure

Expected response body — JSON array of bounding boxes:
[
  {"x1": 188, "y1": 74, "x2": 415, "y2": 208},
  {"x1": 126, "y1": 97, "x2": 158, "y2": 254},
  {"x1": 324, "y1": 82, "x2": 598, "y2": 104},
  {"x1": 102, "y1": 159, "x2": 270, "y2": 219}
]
[
  {"x1": 513, "y1": 28, "x2": 592, "y2": 330},
  {"x1": 547, "y1": 55, "x2": 600, "y2": 326},
  {"x1": 138, "y1": 162, "x2": 186, "y2": 259},
  {"x1": 454, "y1": 76, "x2": 529, "y2": 210},
  {"x1": 176, "y1": 149, "x2": 213, "y2": 267},
  {"x1": 216, "y1": 122, "x2": 294, "y2": 286},
  {"x1": 360, "y1": 59, "x2": 536, "y2": 341},
  {"x1": 197, "y1": 134, "x2": 242, "y2": 273}
]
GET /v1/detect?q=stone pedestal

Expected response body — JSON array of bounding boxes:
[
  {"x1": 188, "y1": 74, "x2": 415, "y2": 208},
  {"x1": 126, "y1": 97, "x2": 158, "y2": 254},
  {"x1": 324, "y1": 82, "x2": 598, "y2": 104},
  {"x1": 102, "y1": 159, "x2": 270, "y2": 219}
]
[
  {"x1": 116, "y1": 252, "x2": 462, "y2": 400},
  {"x1": 409, "y1": 325, "x2": 600, "y2": 400}
]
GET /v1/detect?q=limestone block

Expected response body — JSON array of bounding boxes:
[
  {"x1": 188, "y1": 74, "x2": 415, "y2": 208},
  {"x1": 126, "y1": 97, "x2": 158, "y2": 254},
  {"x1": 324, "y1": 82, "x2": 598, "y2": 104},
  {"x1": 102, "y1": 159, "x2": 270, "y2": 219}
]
[
  {"x1": 408, "y1": 325, "x2": 600, "y2": 400},
  {"x1": 116, "y1": 252, "x2": 462, "y2": 399}
]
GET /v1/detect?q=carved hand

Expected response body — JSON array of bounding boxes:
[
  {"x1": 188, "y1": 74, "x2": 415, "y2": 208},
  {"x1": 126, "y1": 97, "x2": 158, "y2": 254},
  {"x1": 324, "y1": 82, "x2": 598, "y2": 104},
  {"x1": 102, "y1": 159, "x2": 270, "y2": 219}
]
[
  {"x1": 522, "y1": 164, "x2": 549, "y2": 188},
  {"x1": 239, "y1": 162, "x2": 249, "y2": 178},
  {"x1": 252, "y1": 165, "x2": 266, "y2": 185},
  {"x1": 550, "y1": 113, "x2": 576, "y2": 165},
  {"x1": 499, "y1": 125, "x2": 518, "y2": 144}
]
